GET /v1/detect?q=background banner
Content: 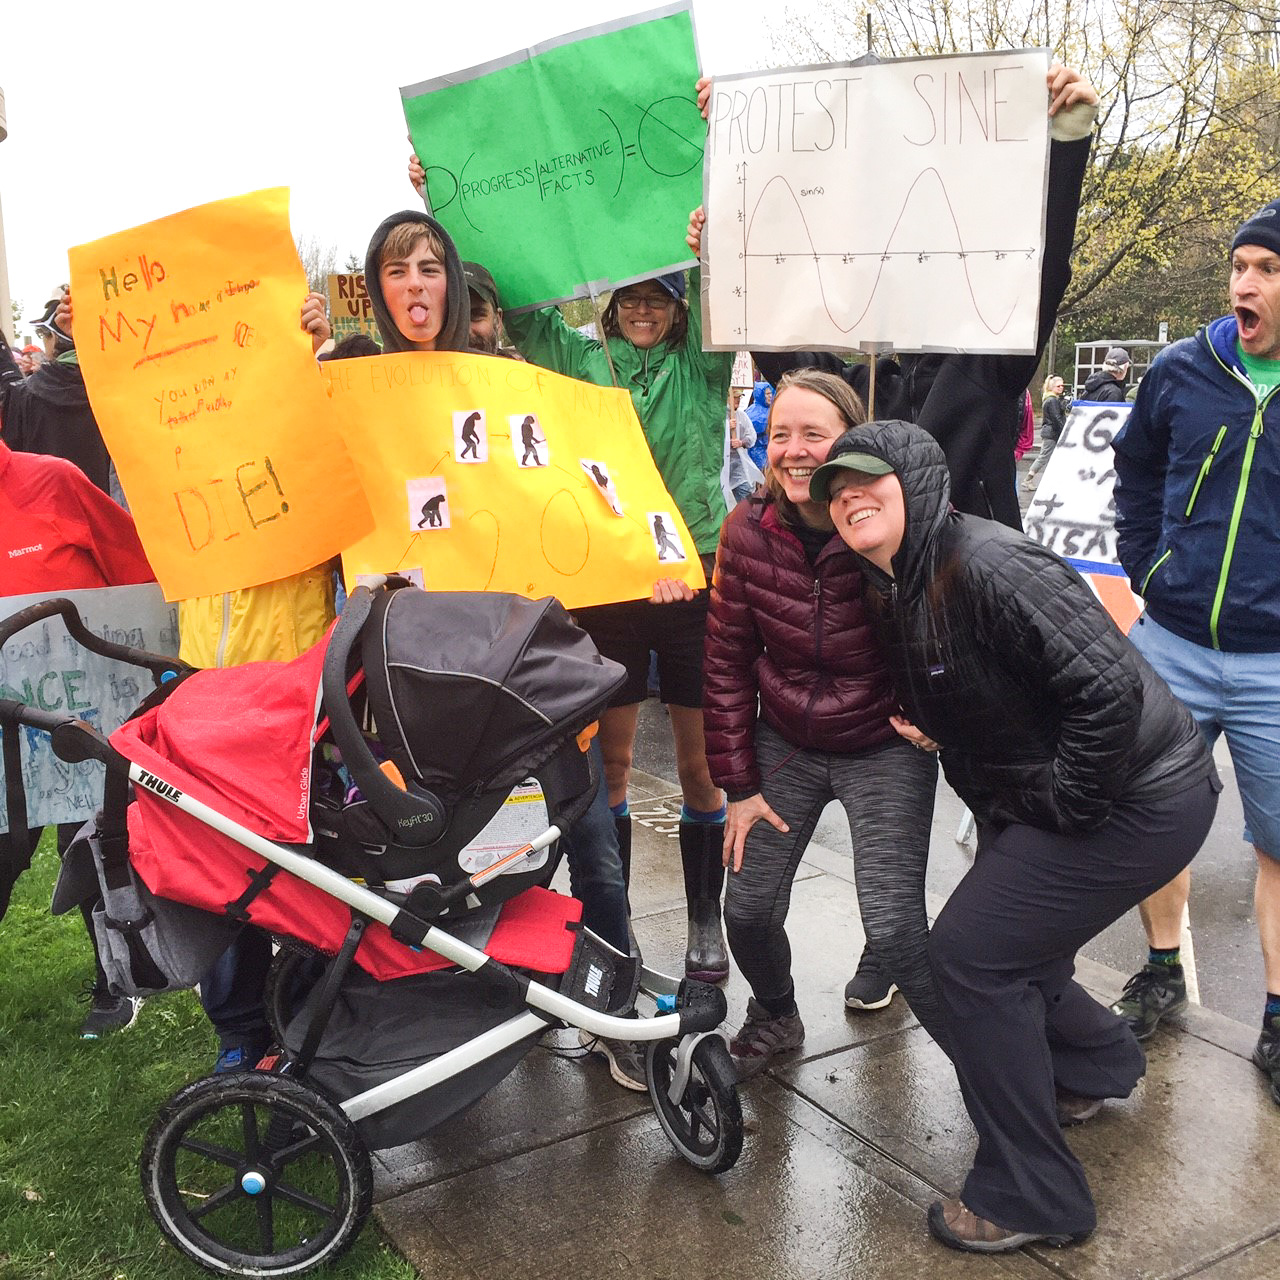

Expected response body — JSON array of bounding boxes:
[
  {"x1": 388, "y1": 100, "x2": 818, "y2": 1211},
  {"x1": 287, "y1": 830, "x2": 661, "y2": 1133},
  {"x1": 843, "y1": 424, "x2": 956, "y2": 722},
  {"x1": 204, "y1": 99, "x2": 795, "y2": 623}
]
[
  {"x1": 70, "y1": 189, "x2": 372, "y2": 601},
  {"x1": 1024, "y1": 400, "x2": 1142, "y2": 632},
  {"x1": 327, "y1": 272, "x2": 379, "y2": 342},
  {"x1": 325, "y1": 351, "x2": 705, "y2": 606},
  {"x1": 404, "y1": 3, "x2": 702, "y2": 312}
]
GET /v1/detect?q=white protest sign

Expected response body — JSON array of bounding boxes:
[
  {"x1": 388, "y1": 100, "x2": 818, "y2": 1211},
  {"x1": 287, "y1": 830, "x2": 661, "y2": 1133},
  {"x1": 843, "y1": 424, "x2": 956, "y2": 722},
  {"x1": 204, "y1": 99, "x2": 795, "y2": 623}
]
[
  {"x1": 703, "y1": 49, "x2": 1050, "y2": 353},
  {"x1": 0, "y1": 585, "x2": 179, "y2": 833},
  {"x1": 1024, "y1": 400, "x2": 1142, "y2": 631}
]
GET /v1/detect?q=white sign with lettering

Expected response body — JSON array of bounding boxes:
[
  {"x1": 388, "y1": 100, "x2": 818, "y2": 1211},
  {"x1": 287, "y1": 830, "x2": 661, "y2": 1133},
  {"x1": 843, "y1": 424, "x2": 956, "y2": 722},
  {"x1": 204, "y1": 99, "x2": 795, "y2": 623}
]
[{"x1": 0, "y1": 584, "x2": 179, "y2": 833}]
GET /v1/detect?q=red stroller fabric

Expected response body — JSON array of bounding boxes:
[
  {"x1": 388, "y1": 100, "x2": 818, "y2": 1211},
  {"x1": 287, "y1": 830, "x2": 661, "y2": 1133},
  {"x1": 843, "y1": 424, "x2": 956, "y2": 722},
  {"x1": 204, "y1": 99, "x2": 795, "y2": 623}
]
[
  {"x1": 110, "y1": 634, "x2": 582, "y2": 980},
  {"x1": 110, "y1": 632, "x2": 332, "y2": 845}
]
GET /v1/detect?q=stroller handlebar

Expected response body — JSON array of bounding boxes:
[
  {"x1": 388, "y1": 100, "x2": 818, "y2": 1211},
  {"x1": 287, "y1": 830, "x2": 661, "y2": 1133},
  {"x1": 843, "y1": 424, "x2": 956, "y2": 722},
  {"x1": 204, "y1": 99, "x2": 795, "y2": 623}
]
[
  {"x1": 0, "y1": 597, "x2": 186, "y2": 683},
  {"x1": 0, "y1": 700, "x2": 115, "y2": 765}
]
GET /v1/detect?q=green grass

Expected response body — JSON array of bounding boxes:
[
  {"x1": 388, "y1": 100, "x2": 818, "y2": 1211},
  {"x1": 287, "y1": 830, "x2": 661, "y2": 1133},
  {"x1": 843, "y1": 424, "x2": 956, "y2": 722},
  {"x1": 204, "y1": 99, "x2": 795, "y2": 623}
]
[{"x1": 0, "y1": 835, "x2": 417, "y2": 1280}]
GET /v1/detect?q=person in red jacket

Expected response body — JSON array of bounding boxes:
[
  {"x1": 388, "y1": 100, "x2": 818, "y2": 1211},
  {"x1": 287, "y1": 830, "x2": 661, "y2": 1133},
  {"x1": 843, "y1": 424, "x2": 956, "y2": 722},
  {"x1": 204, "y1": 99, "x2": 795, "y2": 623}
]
[
  {"x1": 0, "y1": 438, "x2": 155, "y2": 1037},
  {"x1": 0, "y1": 441, "x2": 152, "y2": 591},
  {"x1": 703, "y1": 369, "x2": 943, "y2": 1077}
]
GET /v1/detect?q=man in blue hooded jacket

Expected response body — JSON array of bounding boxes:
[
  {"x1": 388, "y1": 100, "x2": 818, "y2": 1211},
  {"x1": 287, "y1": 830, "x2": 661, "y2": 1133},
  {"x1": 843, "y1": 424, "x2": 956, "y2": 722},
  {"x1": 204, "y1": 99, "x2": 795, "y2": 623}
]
[{"x1": 1111, "y1": 199, "x2": 1280, "y2": 1108}]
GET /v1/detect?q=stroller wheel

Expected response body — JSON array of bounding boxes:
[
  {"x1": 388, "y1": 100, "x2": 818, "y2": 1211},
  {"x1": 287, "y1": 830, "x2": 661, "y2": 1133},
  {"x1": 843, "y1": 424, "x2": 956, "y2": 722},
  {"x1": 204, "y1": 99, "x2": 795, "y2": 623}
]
[
  {"x1": 646, "y1": 1035, "x2": 743, "y2": 1174},
  {"x1": 140, "y1": 1073, "x2": 371, "y2": 1277}
]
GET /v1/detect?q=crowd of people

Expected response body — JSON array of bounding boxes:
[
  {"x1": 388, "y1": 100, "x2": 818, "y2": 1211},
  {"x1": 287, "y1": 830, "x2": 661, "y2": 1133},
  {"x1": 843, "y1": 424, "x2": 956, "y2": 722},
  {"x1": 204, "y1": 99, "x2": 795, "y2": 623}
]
[{"x1": 2, "y1": 50, "x2": 1278, "y2": 1259}]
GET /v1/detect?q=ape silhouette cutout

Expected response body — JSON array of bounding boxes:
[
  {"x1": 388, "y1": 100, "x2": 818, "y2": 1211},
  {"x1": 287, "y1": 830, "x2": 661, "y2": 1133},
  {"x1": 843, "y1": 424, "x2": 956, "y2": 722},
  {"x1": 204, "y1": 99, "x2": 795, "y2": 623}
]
[
  {"x1": 406, "y1": 476, "x2": 450, "y2": 531},
  {"x1": 453, "y1": 408, "x2": 488, "y2": 463},
  {"x1": 580, "y1": 458, "x2": 624, "y2": 516},
  {"x1": 520, "y1": 414, "x2": 545, "y2": 466},
  {"x1": 649, "y1": 510, "x2": 687, "y2": 561}
]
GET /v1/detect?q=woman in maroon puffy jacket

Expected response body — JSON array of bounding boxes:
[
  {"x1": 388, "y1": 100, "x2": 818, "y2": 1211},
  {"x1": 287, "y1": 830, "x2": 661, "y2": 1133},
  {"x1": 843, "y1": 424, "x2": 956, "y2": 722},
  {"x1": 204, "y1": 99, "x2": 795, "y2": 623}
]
[{"x1": 704, "y1": 369, "x2": 943, "y2": 1077}]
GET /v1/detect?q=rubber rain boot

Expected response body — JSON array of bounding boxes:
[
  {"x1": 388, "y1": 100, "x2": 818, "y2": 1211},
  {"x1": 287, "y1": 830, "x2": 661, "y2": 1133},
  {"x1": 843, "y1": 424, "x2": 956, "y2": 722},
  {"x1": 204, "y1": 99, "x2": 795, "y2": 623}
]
[{"x1": 680, "y1": 821, "x2": 729, "y2": 982}]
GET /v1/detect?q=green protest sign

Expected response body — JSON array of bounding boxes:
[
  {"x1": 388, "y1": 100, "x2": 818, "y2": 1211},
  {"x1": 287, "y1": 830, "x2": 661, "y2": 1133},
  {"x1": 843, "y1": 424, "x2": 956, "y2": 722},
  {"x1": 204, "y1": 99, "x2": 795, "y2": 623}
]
[{"x1": 402, "y1": 2, "x2": 703, "y2": 313}]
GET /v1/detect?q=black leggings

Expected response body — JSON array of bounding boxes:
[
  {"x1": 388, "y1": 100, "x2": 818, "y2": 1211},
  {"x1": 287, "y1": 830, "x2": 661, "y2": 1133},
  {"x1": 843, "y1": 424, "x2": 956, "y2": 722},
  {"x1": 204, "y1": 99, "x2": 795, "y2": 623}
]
[{"x1": 722, "y1": 722, "x2": 944, "y2": 1042}]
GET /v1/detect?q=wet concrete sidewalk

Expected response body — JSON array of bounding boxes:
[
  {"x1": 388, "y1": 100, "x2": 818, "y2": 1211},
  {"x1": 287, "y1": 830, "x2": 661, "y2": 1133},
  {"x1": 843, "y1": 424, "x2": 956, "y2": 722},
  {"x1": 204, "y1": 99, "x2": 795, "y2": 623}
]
[{"x1": 373, "y1": 769, "x2": 1280, "y2": 1280}]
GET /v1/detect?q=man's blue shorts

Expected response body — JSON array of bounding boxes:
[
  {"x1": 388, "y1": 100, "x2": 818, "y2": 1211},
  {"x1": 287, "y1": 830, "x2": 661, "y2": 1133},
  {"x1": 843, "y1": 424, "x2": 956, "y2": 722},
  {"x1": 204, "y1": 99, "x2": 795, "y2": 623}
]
[{"x1": 1131, "y1": 613, "x2": 1280, "y2": 859}]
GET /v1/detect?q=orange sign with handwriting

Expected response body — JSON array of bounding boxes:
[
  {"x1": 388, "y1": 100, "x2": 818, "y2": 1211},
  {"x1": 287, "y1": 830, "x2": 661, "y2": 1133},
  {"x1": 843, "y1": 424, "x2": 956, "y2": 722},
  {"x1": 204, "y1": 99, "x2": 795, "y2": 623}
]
[{"x1": 70, "y1": 188, "x2": 372, "y2": 601}]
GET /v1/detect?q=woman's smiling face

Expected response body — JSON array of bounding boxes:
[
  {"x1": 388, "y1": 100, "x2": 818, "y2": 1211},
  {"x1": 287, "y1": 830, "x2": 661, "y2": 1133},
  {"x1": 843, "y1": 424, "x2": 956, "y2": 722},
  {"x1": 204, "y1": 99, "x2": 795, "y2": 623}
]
[
  {"x1": 766, "y1": 387, "x2": 850, "y2": 524},
  {"x1": 828, "y1": 468, "x2": 906, "y2": 576},
  {"x1": 613, "y1": 283, "x2": 675, "y2": 349}
]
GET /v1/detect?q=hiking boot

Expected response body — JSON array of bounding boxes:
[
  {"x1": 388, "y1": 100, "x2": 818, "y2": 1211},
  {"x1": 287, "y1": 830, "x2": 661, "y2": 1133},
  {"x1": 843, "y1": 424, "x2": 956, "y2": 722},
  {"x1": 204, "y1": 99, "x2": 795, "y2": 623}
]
[
  {"x1": 1111, "y1": 962, "x2": 1187, "y2": 1040},
  {"x1": 77, "y1": 981, "x2": 141, "y2": 1039},
  {"x1": 927, "y1": 1198, "x2": 1091, "y2": 1253},
  {"x1": 1252, "y1": 1016, "x2": 1280, "y2": 1106},
  {"x1": 844, "y1": 948, "x2": 899, "y2": 1011},
  {"x1": 729, "y1": 997, "x2": 804, "y2": 1080},
  {"x1": 577, "y1": 1029, "x2": 647, "y2": 1092},
  {"x1": 1055, "y1": 1088, "x2": 1104, "y2": 1127}
]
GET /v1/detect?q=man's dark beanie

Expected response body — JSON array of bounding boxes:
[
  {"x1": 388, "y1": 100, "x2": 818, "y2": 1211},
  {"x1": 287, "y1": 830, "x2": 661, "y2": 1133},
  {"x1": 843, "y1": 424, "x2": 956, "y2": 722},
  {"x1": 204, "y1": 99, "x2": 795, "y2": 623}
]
[{"x1": 1232, "y1": 199, "x2": 1280, "y2": 258}]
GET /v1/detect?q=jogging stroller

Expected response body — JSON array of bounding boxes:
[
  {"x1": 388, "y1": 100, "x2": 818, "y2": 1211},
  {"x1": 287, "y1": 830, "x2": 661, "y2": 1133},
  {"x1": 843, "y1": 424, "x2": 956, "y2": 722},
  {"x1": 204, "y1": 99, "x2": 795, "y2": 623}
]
[{"x1": 0, "y1": 579, "x2": 743, "y2": 1278}]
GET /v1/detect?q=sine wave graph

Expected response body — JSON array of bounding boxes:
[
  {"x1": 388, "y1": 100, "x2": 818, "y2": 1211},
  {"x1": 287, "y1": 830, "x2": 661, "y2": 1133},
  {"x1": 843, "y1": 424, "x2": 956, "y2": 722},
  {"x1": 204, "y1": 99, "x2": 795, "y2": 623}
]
[{"x1": 737, "y1": 165, "x2": 1034, "y2": 342}]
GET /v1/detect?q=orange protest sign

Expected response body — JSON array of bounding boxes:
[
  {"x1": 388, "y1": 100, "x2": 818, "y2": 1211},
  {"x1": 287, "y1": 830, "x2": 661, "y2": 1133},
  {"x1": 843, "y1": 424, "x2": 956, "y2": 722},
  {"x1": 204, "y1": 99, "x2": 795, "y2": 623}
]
[
  {"x1": 69, "y1": 189, "x2": 372, "y2": 601},
  {"x1": 324, "y1": 352, "x2": 705, "y2": 607}
]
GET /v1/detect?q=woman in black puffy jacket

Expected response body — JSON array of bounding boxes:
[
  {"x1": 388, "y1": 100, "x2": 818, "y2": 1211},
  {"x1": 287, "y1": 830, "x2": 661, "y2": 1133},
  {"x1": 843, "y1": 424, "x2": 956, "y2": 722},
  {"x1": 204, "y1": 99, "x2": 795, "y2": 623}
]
[{"x1": 809, "y1": 420, "x2": 1219, "y2": 1255}]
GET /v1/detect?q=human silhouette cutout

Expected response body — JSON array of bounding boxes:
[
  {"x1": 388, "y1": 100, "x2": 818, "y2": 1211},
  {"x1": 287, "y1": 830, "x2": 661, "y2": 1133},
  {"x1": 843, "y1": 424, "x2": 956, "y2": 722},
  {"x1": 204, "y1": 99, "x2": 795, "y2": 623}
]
[
  {"x1": 459, "y1": 410, "x2": 482, "y2": 460},
  {"x1": 417, "y1": 494, "x2": 446, "y2": 528},
  {"x1": 590, "y1": 463, "x2": 610, "y2": 489},
  {"x1": 520, "y1": 414, "x2": 544, "y2": 466},
  {"x1": 653, "y1": 513, "x2": 682, "y2": 561}
]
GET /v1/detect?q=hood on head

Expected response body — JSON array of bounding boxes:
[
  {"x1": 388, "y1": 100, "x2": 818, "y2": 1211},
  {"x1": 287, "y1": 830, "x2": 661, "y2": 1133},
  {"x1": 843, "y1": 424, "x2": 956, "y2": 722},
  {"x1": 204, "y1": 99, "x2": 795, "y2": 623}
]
[
  {"x1": 818, "y1": 420, "x2": 951, "y2": 587},
  {"x1": 363, "y1": 210, "x2": 472, "y2": 354}
]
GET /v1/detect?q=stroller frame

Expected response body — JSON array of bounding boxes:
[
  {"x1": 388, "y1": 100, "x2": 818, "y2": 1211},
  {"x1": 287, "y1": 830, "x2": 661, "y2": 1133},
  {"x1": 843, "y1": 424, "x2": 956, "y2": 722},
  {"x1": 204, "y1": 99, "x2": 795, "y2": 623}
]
[{"x1": 0, "y1": 592, "x2": 744, "y2": 1279}]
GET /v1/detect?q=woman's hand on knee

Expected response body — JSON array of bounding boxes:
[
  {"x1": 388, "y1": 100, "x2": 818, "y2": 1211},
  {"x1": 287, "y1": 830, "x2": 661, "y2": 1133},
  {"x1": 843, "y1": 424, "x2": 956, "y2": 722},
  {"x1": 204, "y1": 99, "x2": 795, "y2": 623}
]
[{"x1": 724, "y1": 794, "x2": 789, "y2": 873}]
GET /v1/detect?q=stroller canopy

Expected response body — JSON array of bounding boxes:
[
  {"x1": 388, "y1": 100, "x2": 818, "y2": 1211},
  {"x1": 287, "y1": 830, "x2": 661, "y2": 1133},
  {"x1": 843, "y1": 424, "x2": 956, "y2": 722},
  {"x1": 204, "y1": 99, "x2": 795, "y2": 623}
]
[{"x1": 363, "y1": 590, "x2": 623, "y2": 800}]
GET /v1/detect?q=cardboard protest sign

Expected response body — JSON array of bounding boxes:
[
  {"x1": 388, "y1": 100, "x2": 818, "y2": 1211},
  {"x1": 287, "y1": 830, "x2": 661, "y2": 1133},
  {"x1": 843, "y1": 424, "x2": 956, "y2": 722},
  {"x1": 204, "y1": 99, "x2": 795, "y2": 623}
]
[
  {"x1": 69, "y1": 189, "x2": 373, "y2": 601},
  {"x1": 403, "y1": 2, "x2": 702, "y2": 312},
  {"x1": 327, "y1": 272, "x2": 379, "y2": 342},
  {"x1": 1025, "y1": 400, "x2": 1142, "y2": 632},
  {"x1": 702, "y1": 49, "x2": 1051, "y2": 353},
  {"x1": 0, "y1": 585, "x2": 179, "y2": 832},
  {"x1": 323, "y1": 352, "x2": 705, "y2": 607}
]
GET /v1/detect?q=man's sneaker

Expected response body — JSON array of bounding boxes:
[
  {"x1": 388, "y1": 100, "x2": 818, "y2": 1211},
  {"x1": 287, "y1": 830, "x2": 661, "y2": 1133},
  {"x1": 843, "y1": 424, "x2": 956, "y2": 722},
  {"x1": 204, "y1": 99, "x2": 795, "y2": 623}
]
[
  {"x1": 1110, "y1": 963, "x2": 1187, "y2": 1040},
  {"x1": 214, "y1": 1040, "x2": 271, "y2": 1074},
  {"x1": 77, "y1": 981, "x2": 141, "y2": 1039},
  {"x1": 729, "y1": 997, "x2": 804, "y2": 1080},
  {"x1": 1252, "y1": 1016, "x2": 1280, "y2": 1106},
  {"x1": 844, "y1": 948, "x2": 899, "y2": 1011},
  {"x1": 577, "y1": 1029, "x2": 647, "y2": 1092}
]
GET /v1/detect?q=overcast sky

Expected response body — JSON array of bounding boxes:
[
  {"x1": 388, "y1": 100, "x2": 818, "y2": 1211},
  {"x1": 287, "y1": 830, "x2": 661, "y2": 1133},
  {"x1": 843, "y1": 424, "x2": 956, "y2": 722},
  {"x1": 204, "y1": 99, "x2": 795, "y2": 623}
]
[{"x1": 0, "y1": 0, "x2": 799, "y2": 338}]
